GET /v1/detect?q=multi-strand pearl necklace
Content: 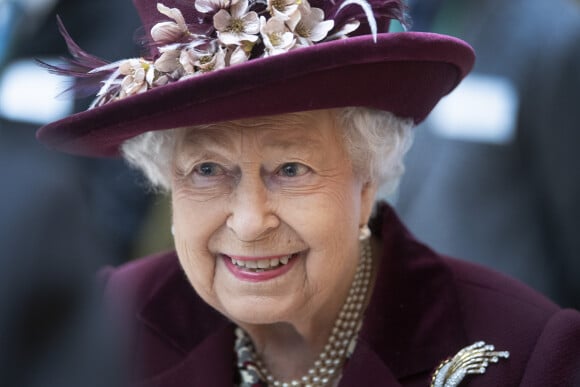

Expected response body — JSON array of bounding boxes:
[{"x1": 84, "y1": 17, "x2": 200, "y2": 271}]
[{"x1": 235, "y1": 228, "x2": 373, "y2": 387}]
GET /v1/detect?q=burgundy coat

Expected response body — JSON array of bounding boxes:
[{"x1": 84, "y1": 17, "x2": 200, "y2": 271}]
[{"x1": 102, "y1": 203, "x2": 580, "y2": 386}]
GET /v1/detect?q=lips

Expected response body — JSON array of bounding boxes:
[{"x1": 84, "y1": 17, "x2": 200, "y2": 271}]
[{"x1": 222, "y1": 253, "x2": 300, "y2": 281}]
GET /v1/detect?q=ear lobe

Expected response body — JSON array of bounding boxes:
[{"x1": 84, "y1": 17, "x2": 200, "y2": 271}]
[{"x1": 359, "y1": 181, "x2": 378, "y2": 226}]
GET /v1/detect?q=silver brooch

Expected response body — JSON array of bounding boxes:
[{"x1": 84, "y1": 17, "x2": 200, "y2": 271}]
[{"x1": 430, "y1": 341, "x2": 510, "y2": 387}]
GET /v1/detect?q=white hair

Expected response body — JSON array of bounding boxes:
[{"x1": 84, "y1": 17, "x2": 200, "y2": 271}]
[
  {"x1": 337, "y1": 107, "x2": 414, "y2": 195},
  {"x1": 121, "y1": 107, "x2": 414, "y2": 195}
]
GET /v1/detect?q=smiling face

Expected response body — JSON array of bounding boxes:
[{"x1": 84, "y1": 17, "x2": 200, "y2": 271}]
[{"x1": 170, "y1": 109, "x2": 377, "y2": 329}]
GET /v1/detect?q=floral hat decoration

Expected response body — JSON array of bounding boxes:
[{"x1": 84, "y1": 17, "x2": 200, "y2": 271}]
[{"x1": 37, "y1": 0, "x2": 475, "y2": 157}]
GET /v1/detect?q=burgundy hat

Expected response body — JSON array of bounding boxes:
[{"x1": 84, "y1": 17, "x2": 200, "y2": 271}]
[{"x1": 36, "y1": 0, "x2": 475, "y2": 158}]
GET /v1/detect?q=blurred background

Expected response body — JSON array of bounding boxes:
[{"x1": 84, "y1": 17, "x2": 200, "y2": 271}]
[
  {"x1": 0, "y1": 0, "x2": 579, "y2": 385},
  {"x1": 0, "y1": 0, "x2": 152, "y2": 385},
  {"x1": 393, "y1": 0, "x2": 580, "y2": 310}
]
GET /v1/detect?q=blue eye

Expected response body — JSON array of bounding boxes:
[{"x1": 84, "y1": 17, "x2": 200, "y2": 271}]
[
  {"x1": 194, "y1": 162, "x2": 223, "y2": 177},
  {"x1": 278, "y1": 163, "x2": 309, "y2": 177}
]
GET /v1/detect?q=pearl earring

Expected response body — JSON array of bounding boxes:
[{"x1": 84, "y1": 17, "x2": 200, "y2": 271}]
[{"x1": 359, "y1": 225, "x2": 371, "y2": 241}]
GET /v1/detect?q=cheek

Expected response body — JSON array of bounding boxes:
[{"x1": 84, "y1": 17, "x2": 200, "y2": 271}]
[
  {"x1": 284, "y1": 184, "x2": 361, "y2": 262},
  {"x1": 297, "y1": 183, "x2": 362, "y2": 265},
  {"x1": 288, "y1": 208, "x2": 360, "y2": 316},
  {"x1": 171, "y1": 191, "x2": 228, "y2": 298},
  {"x1": 298, "y1": 183, "x2": 360, "y2": 235}
]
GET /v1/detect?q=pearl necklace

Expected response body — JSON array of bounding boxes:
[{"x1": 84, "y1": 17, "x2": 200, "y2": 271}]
[{"x1": 235, "y1": 228, "x2": 373, "y2": 387}]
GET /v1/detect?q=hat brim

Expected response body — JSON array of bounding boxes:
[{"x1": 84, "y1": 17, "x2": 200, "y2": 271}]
[{"x1": 36, "y1": 32, "x2": 474, "y2": 157}]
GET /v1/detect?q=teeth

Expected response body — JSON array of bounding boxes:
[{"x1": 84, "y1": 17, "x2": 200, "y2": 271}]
[
  {"x1": 246, "y1": 260, "x2": 257, "y2": 269},
  {"x1": 230, "y1": 254, "x2": 294, "y2": 271},
  {"x1": 257, "y1": 259, "x2": 270, "y2": 269}
]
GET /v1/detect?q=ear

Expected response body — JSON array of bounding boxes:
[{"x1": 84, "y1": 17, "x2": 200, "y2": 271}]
[{"x1": 359, "y1": 181, "x2": 378, "y2": 227}]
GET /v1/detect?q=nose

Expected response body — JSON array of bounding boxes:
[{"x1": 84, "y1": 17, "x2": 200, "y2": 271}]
[{"x1": 226, "y1": 175, "x2": 280, "y2": 241}]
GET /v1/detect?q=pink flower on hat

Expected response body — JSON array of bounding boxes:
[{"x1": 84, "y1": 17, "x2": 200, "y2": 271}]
[
  {"x1": 212, "y1": 0, "x2": 260, "y2": 46},
  {"x1": 294, "y1": 1, "x2": 335, "y2": 46},
  {"x1": 195, "y1": 0, "x2": 233, "y2": 14},
  {"x1": 43, "y1": 0, "x2": 415, "y2": 110},
  {"x1": 267, "y1": 0, "x2": 300, "y2": 19},
  {"x1": 118, "y1": 59, "x2": 155, "y2": 98},
  {"x1": 193, "y1": 46, "x2": 227, "y2": 72},
  {"x1": 154, "y1": 48, "x2": 183, "y2": 74},
  {"x1": 260, "y1": 15, "x2": 296, "y2": 56},
  {"x1": 151, "y1": 4, "x2": 191, "y2": 44}
]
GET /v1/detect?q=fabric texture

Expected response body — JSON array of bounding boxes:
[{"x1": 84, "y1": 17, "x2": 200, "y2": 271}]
[{"x1": 101, "y1": 203, "x2": 580, "y2": 386}]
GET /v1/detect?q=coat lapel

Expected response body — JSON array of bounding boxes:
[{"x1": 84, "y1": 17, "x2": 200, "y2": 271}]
[
  {"x1": 345, "y1": 203, "x2": 468, "y2": 383},
  {"x1": 134, "y1": 323, "x2": 236, "y2": 387},
  {"x1": 132, "y1": 260, "x2": 236, "y2": 387},
  {"x1": 340, "y1": 340, "x2": 402, "y2": 386}
]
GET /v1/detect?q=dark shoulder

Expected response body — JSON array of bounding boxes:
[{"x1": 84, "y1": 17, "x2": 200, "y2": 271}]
[
  {"x1": 443, "y1": 255, "x2": 576, "y2": 335},
  {"x1": 444, "y1": 257, "x2": 580, "y2": 384},
  {"x1": 99, "y1": 251, "x2": 232, "y2": 381},
  {"x1": 445, "y1": 256, "x2": 558, "y2": 314},
  {"x1": 99, "y1": 250, "x2": 181, "y2": 310}
]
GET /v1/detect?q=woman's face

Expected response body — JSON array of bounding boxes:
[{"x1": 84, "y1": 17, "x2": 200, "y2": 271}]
[{"x1": 171, "y1": 109, "x2": 377, "y2": 327}]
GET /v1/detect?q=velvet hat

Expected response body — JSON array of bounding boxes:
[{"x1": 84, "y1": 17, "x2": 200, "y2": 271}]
[{"x1": 36, "y1": 0, "x2": 475, "y2": 157}]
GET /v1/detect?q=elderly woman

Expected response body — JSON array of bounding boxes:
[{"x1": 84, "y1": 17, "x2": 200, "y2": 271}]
[{"x1": 37, "y1": 0, "x2": 580, "y2": 386}]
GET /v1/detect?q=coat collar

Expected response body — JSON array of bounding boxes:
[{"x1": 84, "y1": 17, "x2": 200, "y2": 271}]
[
  {"x1": 133, "y1": 262, "x2": 236, "y2": 387},
  {"x1": 135, "y1": 203, "x2": 467, "y2": 386},
  {"x1": 352, "y1": 203, "x2": 467, "y2": 381}
]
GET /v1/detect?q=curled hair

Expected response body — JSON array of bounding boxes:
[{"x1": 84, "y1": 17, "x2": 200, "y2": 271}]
[
  {"x1": 121, "y1": 129, "x2": 176, "y2": 191},
  {"x1": 121, "y1": 107, "x2": 414, "y2": 195},
  {"x1": 337, "y1": 107, "x2": 414, "y2": 195}
]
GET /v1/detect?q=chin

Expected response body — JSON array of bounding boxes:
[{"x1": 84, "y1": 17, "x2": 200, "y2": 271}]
[{"x1": 220, "y1": 296, "x2": 297, "y2": 326}]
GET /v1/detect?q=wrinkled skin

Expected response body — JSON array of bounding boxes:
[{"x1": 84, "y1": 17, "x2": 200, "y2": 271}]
[{"x1": 171, "y1": 109, "x2": 377, "y2": 379}]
